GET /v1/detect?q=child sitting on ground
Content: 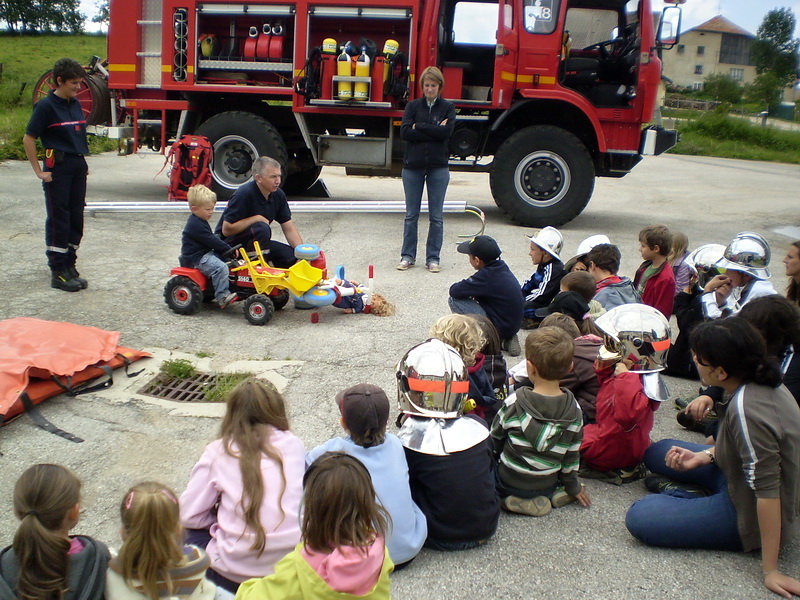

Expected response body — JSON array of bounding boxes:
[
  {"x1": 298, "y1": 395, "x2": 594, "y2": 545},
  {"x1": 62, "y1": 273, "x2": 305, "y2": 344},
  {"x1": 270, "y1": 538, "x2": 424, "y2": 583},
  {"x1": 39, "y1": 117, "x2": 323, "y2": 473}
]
[
  {"x1": 0, "y1": 464, "x2": 110, "y2": 600},
  {"x1": 331, "y1": 278, "x2": 395, "y2": 316},
  {"x1": 180, "y1": 379, "x2": 304, "y2": 594},
  {"x1": 491, "y1": 327, "x2": 591, "y2": 517},
  {"x1": 521, "y1": 226, "x2": 565, "y2": 328},
  {"x1": 236, "y1": 452, "x2": 393, "y2": 598},
  {"x1": 634, "y1": 224, "x2": 675, "y2": 319},
  {"x1": 430, "y1": 314, "x2": 498, "y2": 423},
  {"x1": 181, "y1": 185, "x2": 237, "y2": 308},
  {"x1": 669, "y1": 231, "x2": 691, "y2": 297},
  {"x1": 106, "y1": 482, "x2": 217, "y2": 600},
  {"x1": 448, "y1": 235, "x2": 524, "y2": 356},
  {"x1": 472, "y1": 314, "x2": 510, "y2": 406},
  {"x1": 580, "y1": 304, "x2": 670, "y2": 484},
  {"x1": 585, "y1": 243, "x2": 640, "y2": 310},
  {"x1": 509, "y1": 313, "x2": 602, "y2": 424},
  {"x1": 396, "y1": 338, "x2": 500, "y2": 550},
  {"x1": 305, "y1": 383, "x2": 427, "y2": 568}
]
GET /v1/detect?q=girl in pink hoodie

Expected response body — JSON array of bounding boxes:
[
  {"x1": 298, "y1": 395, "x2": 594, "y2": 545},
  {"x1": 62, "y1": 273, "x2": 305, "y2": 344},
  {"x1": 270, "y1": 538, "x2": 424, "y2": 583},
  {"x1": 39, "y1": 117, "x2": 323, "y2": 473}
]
[
  {"x1": 180, "y1": 379, "x2": 305, "y2": 594},
  {"x1": 236, "y1": 452, "x2": 393, "y2": 599}
]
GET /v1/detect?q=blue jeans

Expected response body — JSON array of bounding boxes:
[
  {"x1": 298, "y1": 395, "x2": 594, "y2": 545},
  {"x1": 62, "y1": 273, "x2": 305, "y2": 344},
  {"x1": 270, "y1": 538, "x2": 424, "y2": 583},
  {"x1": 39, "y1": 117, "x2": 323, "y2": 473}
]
[
  {"x1": 401, "y1": 167, "x2": 449, "y2": 265},
  {"x1": 625, "y1": 439, "x2": 743, "y2": 551},
  {"x1": 197, "y1": 251, "x2": 230, "y2": 300},
  {"x1": 448, "y1": 296, "x2": 487, "y2": 318}
]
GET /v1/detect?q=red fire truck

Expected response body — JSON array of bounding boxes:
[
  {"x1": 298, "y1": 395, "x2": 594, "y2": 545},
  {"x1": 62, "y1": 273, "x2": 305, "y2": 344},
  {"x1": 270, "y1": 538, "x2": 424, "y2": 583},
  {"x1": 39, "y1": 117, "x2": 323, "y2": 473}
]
[{"x1": 81, "y1": 0, "x2": 682, "y2": 225}]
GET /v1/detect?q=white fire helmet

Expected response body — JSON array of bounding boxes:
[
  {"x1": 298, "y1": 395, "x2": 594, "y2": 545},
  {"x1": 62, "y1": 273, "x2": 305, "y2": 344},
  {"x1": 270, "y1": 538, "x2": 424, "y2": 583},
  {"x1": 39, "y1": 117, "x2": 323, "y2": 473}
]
[
  {"x1": 595, "y1": 304, "x2": 671, "y2": 374},
  {"x1": 685, "y1": 243, "x2": 726, "y2": 290},
  {"x1": 564, "y1": 234, "x2": 611, "y2": 272},
  {"x1": 396, "y1": 338, "x2": 469, "y2": 419},
  {"x1": 716, "y1": 231, "x2": 771, "y2": 280},
  {"x1": 527, "y1": 226, "x2": 564, "y2": 262}
]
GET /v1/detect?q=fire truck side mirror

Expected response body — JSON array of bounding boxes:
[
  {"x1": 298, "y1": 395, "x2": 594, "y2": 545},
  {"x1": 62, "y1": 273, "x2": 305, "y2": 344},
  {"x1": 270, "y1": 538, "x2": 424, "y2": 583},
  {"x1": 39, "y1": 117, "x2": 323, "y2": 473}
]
[{"x1": 657, "y1": 6, "x2": 682, "y2": 49}]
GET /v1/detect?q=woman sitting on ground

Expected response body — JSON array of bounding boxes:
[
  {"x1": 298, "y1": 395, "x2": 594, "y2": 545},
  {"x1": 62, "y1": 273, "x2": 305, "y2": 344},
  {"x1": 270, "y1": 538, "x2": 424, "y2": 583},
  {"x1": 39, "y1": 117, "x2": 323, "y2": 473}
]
[{"x1": 626, "y1": 317, "x2": 800, "y2": 599}]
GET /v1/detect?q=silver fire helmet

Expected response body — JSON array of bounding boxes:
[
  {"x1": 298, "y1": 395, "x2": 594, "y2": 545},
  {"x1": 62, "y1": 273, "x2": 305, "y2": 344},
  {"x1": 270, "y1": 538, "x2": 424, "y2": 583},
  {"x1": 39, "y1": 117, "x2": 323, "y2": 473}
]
[
  {"x1": 397, "y1": 415, "x2": 491, "y2": 456},
  {"x1": 685, "y1": 243, "x2": 726, "y2": 290},
  {"x1": 716, "y1": 231, "x2": 771, "y2": 280},
  {"x1": 396, "y1": 338, "x2": 469, "y2": 419},
  {"x1": 595, "y1": 304, "x2": 671, "y2": 374}
]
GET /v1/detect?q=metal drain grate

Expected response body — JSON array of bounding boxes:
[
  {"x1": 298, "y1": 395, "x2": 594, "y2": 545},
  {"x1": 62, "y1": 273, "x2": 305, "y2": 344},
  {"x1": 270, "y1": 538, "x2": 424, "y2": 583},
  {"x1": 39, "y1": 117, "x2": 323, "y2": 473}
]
[{"x1": 139, "y1": 373, "x2": 217, "y2": 402}]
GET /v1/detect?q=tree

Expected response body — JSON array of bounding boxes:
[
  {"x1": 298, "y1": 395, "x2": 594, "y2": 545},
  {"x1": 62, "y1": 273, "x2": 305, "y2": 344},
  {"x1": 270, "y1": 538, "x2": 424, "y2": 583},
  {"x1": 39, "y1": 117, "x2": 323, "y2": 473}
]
[
  {"x1": 744, "y1": 72, "x2": 784, "y2": 111},
  {"x1": 701, "y1": 73, "x2": 743, "y2": 104},
  {"x1": 92, "y1": 0, "x2": 109, "y2": 26},
  {"x1": 751, "y1": 8, "x2": 800, "y2": 89},
  {"x1": 0, "y1": 0, "x2": 84, "y2": 33}
]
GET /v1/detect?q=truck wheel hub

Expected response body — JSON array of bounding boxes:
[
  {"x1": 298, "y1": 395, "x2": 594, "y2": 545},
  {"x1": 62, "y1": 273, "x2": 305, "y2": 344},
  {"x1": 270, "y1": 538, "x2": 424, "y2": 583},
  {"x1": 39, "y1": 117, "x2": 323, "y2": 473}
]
[{"x1": 515, "y1": 151, "x2": 571, "y2": 206}]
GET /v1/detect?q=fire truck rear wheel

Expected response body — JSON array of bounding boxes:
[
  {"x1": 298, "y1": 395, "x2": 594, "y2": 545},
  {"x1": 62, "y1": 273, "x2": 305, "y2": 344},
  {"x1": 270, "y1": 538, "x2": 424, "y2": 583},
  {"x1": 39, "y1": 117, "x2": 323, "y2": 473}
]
[
  {"x1": 490, "y1": 125, "x2": 594, "y2": 227},
  {"x1": 196, "y1": 111, "x2": 288, "y2": 200}
]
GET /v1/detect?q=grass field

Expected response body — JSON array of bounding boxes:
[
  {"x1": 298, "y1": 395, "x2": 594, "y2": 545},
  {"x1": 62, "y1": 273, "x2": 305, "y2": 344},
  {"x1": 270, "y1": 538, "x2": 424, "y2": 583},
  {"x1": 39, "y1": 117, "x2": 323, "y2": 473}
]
[{"x1": 0, "y1": 33, "x2": 115, "y2": 160}]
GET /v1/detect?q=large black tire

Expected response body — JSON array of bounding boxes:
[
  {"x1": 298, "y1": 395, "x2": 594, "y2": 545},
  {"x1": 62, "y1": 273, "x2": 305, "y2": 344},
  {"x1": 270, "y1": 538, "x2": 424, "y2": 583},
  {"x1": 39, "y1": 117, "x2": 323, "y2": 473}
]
[
  {"x1": 490, "y1": 125, "x2": 595, "y2": 227},
  {"x1": 164, "y1": 276, "x2": 203, "y2": 315},
  {"x1": 243, "y1": 294, "x2": 275, "y2": 325},
  {"x1": 283, "y1": 165, "x2": 323, "y2": 195},
  {"x1": 196, "y1": 111, "x2": 288, "y2": 200}
]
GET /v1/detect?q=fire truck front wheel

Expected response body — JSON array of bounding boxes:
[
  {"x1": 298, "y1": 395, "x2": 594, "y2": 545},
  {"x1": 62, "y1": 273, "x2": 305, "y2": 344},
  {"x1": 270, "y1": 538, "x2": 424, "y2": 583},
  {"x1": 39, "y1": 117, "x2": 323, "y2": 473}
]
[
  {"x1": 490, "y1": 125, "x2": 594, "y2": 227},
  {"x1": 196, "y1": 111, "x2": 289, "y2": 200}
]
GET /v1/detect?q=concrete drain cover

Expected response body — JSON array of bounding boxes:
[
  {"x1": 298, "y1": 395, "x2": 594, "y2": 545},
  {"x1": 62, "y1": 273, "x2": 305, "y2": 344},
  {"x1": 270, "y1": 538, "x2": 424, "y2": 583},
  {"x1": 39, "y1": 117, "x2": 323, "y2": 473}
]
[{"x1": 139, "y1": 373, "x2": 220, "y2": 403}]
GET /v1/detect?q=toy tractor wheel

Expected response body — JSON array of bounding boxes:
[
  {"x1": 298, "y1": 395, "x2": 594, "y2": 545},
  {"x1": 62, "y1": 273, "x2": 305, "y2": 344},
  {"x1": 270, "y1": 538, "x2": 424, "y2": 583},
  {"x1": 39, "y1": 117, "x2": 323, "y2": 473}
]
[
  {"x1": 271, "y1": 289, "x2": 291, "y2": 310},
  {"x1": 301, "y1": 287, "x2": 337, "y2": 307},
  {"x1": 244, "y1": 294, "x2": 275, "y2": 325},
  {"x1": 164, "y1": 276, "x2": 203, "y2": 315},
  {"x1": 294, "y1": 244, "x2": 320, "y2": 261}
]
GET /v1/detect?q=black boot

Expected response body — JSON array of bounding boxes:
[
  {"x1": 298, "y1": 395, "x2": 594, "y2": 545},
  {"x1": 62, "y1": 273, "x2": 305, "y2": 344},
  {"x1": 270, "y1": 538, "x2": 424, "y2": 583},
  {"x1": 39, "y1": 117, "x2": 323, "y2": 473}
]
[
  {"x1": 68, "y1": 266, "x2": 88, "y2": 289},
  {"x1": 51, "y1": 270, "x2": 82, "y2": 292}
]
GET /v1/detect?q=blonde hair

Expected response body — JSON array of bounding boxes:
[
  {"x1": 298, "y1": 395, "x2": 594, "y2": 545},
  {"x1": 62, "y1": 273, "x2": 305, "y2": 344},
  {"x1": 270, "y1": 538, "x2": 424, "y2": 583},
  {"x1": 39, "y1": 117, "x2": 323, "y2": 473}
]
[
  {"x1": 369, "y1": 293, "x2": 395, "y2": 317},
  {"x1": 13, "y1": 464, "x2": 81, "y2": 600},
  {"x1": 524, "y1": 326, "x2": 575, "y2": 380},
  {"x1": 668, "y1": 231, "x2": 689, "y2": 265},
  {"x1": 220, "y1": 379, "x2": 290, "y2": 556},
  {"x1": 302, "y1": 452, "x2": 389, "y2": 553},
  {"x1": 419, "y1": 66, "x2": 445, "y2": 90},
  {"x1": 187, "y1": 184, "x2": 216, "y2": 208},
  {"x1": 429, "y1": 314, "x2": 484, "y2": 366},
  {"x1": 117, "y1": 482, "x2": 183, "y2": 600}
]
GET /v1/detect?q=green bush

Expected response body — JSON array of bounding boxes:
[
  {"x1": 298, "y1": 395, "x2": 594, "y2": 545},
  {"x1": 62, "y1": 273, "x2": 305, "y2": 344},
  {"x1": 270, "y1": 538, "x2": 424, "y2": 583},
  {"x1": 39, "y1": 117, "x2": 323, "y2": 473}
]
[{"x1": 679, "y1": 112, "x2": 800, "y2": 152}]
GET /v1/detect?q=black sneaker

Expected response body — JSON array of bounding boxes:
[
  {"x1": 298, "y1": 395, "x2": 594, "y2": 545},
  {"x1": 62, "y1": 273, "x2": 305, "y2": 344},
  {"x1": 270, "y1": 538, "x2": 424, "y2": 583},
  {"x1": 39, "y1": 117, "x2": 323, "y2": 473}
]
[
  {"x1": 68, "y1": 267, "x2": 88, "y2": 289},
  {"x1": 644, "y1": 475, "x2": 710, "y2": 498},
  {"x1": 674, "y1": 397, "x2": 692, "y2": 410},
  {"x1": 613, "y1": 463, "x2": 648, "y2": 483},
  {"x1": 51, "y1": 271, "x2": 82, "y2": 292},
  {"x1": 677, "y1": 410, "x2": 718, "y2": 433},
  {"x1": 520, "y1": 318, "x2": 539, "y2": 330}
]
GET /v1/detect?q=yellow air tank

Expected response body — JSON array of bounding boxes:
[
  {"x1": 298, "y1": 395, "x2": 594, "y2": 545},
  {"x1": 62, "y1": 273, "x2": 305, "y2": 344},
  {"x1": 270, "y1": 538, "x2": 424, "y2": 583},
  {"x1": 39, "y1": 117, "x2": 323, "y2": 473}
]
[{"x1": 336, "y1": 45, "x2": 352, "y2": 100}]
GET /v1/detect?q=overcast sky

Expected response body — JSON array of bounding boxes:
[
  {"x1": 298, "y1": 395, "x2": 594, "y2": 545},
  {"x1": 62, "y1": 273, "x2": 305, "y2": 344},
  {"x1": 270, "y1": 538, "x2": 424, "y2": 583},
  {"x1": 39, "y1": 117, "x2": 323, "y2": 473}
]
[{"x1": 79, "y1": 0, "x2": 800, "y2": 37}]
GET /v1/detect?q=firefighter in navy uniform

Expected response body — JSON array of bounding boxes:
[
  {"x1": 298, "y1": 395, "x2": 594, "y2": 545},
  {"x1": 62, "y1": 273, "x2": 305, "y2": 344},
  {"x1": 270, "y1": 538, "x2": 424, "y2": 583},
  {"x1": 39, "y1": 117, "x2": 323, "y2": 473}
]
[{"x1": 23, "y1": 58, "x2": 90, "y2": 292}]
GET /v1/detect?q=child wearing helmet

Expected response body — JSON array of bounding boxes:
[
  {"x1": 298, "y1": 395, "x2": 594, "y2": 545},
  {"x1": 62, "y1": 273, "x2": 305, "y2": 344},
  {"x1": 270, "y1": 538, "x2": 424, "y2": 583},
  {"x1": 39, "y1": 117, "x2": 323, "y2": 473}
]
[
  {"x1": 521, "y1": 227, "x2": 566, "y2": 329},
  {"x1": 396, "y1": 339, "x2": 500, "y2": 550},
  {"x1": 580, "y1": 304, "x2": 670, "y2": 482},
  {"x1": 701, "y1": 232, "x2": 776, "y2": 319}
]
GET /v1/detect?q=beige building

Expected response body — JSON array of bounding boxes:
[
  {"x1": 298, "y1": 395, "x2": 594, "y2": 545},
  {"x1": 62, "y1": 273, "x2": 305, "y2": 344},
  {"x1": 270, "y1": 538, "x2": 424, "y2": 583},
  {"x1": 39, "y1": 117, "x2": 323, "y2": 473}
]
[{"x1": 661, "y1": 15, "x2": 757, "y2": 90}]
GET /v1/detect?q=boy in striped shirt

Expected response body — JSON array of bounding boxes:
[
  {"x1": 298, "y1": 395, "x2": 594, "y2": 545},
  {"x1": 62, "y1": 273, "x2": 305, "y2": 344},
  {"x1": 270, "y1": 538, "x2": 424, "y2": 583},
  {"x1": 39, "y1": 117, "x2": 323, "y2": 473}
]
[{"x1": 490, "y1": 327, "x2": 591, "y2": 516}]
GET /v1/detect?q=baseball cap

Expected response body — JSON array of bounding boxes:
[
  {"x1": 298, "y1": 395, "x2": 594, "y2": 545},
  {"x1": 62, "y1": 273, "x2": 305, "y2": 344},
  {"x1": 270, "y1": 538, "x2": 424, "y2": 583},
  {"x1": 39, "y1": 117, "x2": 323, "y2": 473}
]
[
  {"x1": 457, "y1": 235, "x2": 502, "y2": 263},
  {"x1": 534, "y1": 291, "x2": 590, "y2": 321},
  {"x1": 336, "y1": 384, "x2": 390, "y2": 443}
]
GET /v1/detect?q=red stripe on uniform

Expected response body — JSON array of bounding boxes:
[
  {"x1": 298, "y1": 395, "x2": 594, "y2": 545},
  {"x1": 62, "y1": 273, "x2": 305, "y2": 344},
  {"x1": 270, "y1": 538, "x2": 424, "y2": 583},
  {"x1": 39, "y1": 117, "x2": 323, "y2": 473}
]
[{"x1": 47, "y1": 120, "x2": 86, "y2": 128}]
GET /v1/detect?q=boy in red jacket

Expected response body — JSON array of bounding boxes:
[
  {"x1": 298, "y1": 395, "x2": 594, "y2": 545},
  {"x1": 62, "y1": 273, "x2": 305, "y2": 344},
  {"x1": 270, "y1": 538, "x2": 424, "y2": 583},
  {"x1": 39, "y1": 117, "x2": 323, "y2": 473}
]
[
  {"x1": 580, "y1": 304, "x2": 671, "y2": 480},
  {"x1": 633, "y1": 225, "x2": 675, "y2": 319}
]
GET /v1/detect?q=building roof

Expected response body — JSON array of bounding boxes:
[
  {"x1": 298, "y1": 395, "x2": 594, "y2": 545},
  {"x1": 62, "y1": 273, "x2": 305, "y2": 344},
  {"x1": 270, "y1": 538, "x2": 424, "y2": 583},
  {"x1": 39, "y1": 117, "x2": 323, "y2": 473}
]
[{"x1": 686, "y1": 15, "x2": 754, "y2": 38}]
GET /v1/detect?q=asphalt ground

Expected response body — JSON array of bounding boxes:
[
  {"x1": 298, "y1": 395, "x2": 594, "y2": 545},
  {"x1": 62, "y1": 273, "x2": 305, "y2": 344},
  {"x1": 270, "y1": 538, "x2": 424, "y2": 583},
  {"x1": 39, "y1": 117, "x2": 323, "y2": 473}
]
[{"x1": 1, "y1": 152, "x2": 799, "y2": 599}]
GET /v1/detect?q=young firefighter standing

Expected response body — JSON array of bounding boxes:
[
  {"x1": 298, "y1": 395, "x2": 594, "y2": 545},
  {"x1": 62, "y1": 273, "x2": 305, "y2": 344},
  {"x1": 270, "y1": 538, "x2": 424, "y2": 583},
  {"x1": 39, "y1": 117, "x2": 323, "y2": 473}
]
[{"x1": 23, "y1": 58, "x2": 90, "y2": 292}]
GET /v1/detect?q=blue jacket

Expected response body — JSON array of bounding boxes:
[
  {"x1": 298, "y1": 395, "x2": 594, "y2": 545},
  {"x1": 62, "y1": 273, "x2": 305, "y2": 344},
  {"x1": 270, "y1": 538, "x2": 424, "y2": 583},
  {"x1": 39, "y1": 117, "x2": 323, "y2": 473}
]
[
  {"x1": 181, "y1": 214, "x2": 232, "y2": 267},
  {"x1": 521, "y1": 260, "x2": 565, "y2": 317},
  {"x1": 449, "y1": 259, "x2": 522, "y2": 340},
  {"x1": 401, "y1": 96, "x2": 456, "y2": 169}
]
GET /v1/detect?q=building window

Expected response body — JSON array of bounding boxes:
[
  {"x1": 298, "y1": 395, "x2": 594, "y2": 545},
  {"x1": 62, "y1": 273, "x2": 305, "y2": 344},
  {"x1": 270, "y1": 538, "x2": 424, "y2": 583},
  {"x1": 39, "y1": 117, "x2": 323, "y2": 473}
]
[
  {"x1": 692, "y1": 82, "x2": 703, "y2": 90},
  {"x1": 694, "y1": 64, "x2": 703, "y2": 75},
  {"x1": 677, "y1": 44, "x2": 685, "y2": 54},
  {"x1": 697, "y1": 45, "x2": 705, "y2": 55},
  {"x1": 729, "y1": 68, "x2": 744, "y2": 81}
]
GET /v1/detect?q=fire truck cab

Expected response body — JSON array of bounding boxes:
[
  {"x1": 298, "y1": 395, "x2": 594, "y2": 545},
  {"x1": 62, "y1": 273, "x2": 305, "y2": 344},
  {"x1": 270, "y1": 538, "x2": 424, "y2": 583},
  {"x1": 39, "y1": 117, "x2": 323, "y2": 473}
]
[{"x1": 103, "y1": 0, "x2": 681, "y2": 226}]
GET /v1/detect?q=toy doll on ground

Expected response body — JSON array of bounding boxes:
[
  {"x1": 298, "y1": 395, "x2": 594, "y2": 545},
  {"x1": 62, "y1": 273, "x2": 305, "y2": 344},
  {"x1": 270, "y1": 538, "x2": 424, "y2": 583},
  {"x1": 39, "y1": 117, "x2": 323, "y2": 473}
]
[
  {"x1": 106, "y1": 482, "x2": 216, "y2": 600},
  {"x1": 305, "y1": 383, "x2": 427, "y2": 568},
  {"x1": 180, "y1": 379, "x2": 304, "y2": 594},
  {"x1": 0, "y1": 464, "x2": 110, "y2": 600},
  {"x1": 429, "y1": 314, "x2": 498, "y2": 423},
  {"x1": 626, "y1": 318, "x2": 800, "y2": 599},
  {"x1": 331, "y1": 279, "x2": 395, "y2": 316},
  {"x1": 236, "y1": 452, "x2": 393, "y2": 599},
  {"x1": 579, "y1": 304, "x2": 671, "y2": 484},
  {"x1": 396, "y1": 338, "x2": 500, "y2": 550}
]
